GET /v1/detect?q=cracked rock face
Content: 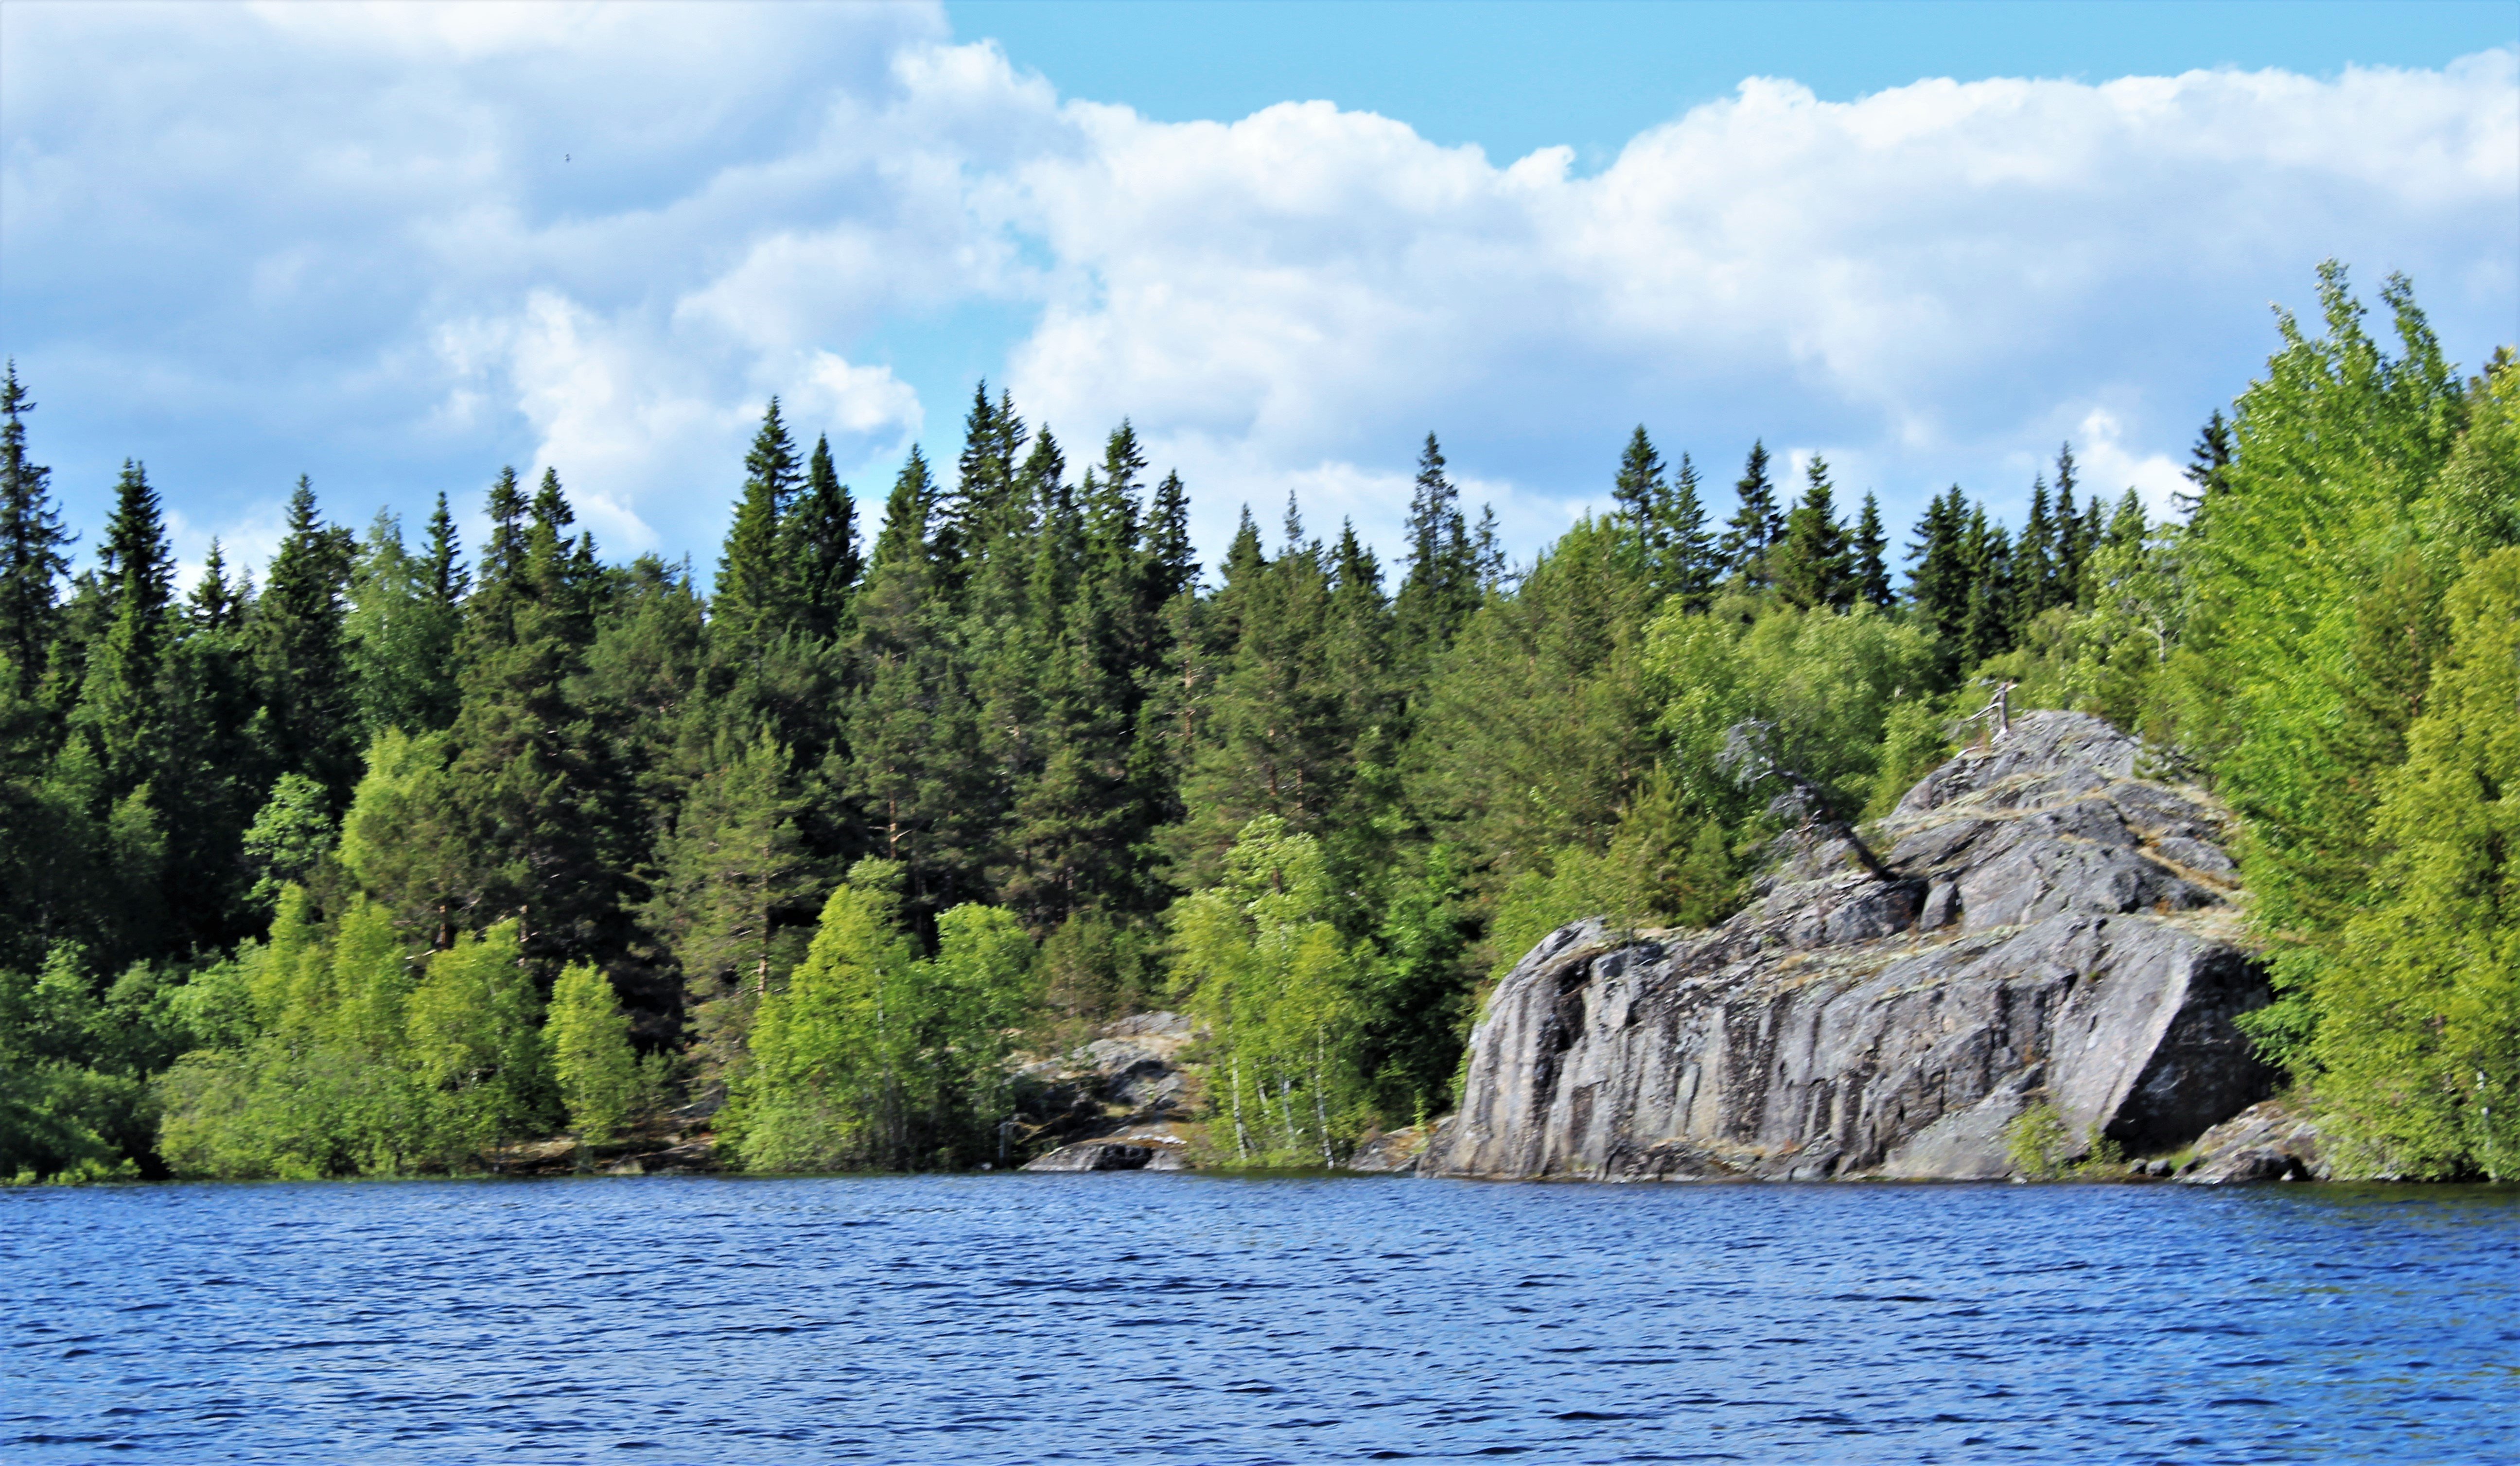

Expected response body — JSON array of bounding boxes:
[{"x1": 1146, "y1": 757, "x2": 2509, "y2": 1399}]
[{"x1": 1422, "y1": 712, "x2": 2276, "y2": 1182}]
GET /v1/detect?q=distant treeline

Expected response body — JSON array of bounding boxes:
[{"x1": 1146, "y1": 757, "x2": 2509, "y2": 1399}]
[{"x1": 2, "y1": 263, "x2": 2512, "y2": 1182}]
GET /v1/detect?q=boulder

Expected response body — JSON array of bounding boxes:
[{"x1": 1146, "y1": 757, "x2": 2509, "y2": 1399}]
[
  {"x1": 2177, "y1": 1100, "x2": 2330, "y2": 1185},
  {"x1": 1022, "y1": 1127, "x2": 1196, "y2": 1172},
  {"x1": 1347, "y1": 1122, "x2": 1439, "y2": 1173},
  {"x1": 1423, "y1": 712, "x2": 2278, "y2": 1182}
]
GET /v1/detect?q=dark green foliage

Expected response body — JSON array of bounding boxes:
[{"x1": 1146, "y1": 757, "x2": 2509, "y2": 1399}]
[
  {"x1": 78, "y1": 460, "x2": 179, "y2": 800},
  {"x1": 1610, "y1": 425, "x2": 1664, "y2": 530},
  {"x1": 1718, "y1": 440, "x2": 1783, "y2": 588},
  {"x1": 716, "y1": 399, "x2": 801, "y2": 650},
  {"x1": 2175, "y1": 409, "x2": 2236, "y2": 515},
  {"x1": 1391, "y1": 434, "x2": 1483, "y2": 685},
  {"x1": 256, "y1": 477, "x2": 361, "y2": 804},
  {"x1": 1771, "y1": 454, "x2": 1854, "y2": 611},
  {"x1": 1852, "y1": 492, "x2": 1892, "y2": 609},
  {"x1": 1612, "y1": 429, "x2": 1721, "y2": 612},
  {"x1": 2015, "y1": 477, "x2": 2061, "y2": 627},
  {"x1": 13, "y1": 272, "x2": 2506, "y2": 1179},
  {"x1": 0, "y1": 362, "x2": 71, "y2": 698},
  {"x1": 784, "y1": 434, "x2": 861, "y2": 642}
]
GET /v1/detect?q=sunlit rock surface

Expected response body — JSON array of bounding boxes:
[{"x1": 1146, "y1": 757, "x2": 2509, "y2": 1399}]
[
  {"x1": 1423, "y1": 712, "x2": 2276, "y2": 1182},
  {"x1": 1016, "y1": 1011, "x2": 1206, "y2": 1170}
]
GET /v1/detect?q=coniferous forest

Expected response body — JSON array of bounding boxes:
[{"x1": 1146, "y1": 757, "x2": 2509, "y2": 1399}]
[{"x1": 3, "y1": 264, "x2": 2514, "y2": 1183}]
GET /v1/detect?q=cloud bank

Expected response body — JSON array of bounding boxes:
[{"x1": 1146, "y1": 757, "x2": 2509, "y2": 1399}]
[{"x1": 3, "y1": 1, "x2": 2512, "y2": 577}]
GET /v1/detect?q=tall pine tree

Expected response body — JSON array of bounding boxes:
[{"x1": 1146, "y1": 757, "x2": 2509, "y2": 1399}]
[
  {"x1": 256, "y1": 476, "x2": 360, "y2": 805},
  {"x1": 1391, "y1": 433, "x2": 1477, "y2": 689},
  {"x1": 0, "y1": 363, "x2": 71, "y2": 697},
  {"x1": 1717, "y1": 441, "x2": 1784, "y2": 588},
  {"x1": 716, "y1": 399, "x2": 801, "y2": 649},
  {"x1": 783, "y1": 433, "x2": 861, "y2": 643},
  {"x1": 79, "y1": 461, "x2": 179, "y2": 800},
  {"x1": 1852, "y1": 492, "x2": 1891, "y2": 609},
  {"x1": 1661, "y1": 452, "x2": 1721, "y2": 613}
]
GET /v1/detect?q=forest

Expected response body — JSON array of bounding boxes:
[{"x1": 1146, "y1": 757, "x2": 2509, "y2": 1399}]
[{"x1": 2, "y1": 263, "x2": 2513, "y2": 1183}]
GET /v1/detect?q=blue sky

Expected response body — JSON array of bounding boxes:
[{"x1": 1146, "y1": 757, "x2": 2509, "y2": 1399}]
[{"x1": 2, "y1": 1, "x2": 2514, "y2": 587}]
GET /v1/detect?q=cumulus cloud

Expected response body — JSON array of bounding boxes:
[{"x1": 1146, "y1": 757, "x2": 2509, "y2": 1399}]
[
  {"x1": 2, "y1": 1, "x2": 2512, "y2": 579},
  {"x1": 1000, "y1": 55, "x2": 2518, "y2": 553}
]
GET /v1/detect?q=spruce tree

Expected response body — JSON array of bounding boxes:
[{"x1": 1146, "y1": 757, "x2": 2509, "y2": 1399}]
[
  {"x1": 1611, "y1": 426, "x2": 1665, "y2": 535},
  {"x1": 444, "y1": 469, "x2": 633, "y2": 961},
  {"x1": 1143, "y1": 469, "x2": 1197, "y2": 613},
  {"x1": 2051, "y1": 442, "x2": 2086, "y2": 599},
  {"x1": 1905, "y1": 485, "x2": 1973, "y2": 678},
  {"x1": 2015, "y1": 476, "x2": 2059, "y2": 629},
  {"x1": 256, "y1": 476, "x2": 360, "y2": 804},
  {"x1": 1852, "y1": 492, "x2": 1892, "y2": 609},
  {"x1": 1958, "y1": 506, "x2": 2015, "y2": 667},
  {"x1": 425, "y1": 492, "x2": 467, "y2": 609},
  {"x1": 940, "y1": 383, "x2": 1026, "y2": 593},
  {"x1": 716, "y1": 398, "x2": 801, "y2": 648},
  {"x1": 846, "y1": 448, "x2": 994, "y2": 915},
  {"x1": 1661, "y1": 452, "x2": 1720, "y2": 613},
  {"x1": 162, "y1": 539, "x2": 272, "y2": 950},
  {"x1": 1391, "y1": 433, "x2": 1477, "y2": 686},
  {"x1": 469, "y1": 467, "x2": 530, "y2": 645},
  {"x1": 0, "y1": 364, "x2": 71, "y2": 697},
  {"x1": 1770, "y1": 455, "x2": 1853, "y2": 611},
  {"x1": 1717, "y1": 440, "x2": 1783, "y2": 588},
  {"x1": 784, "y1": 434, "x2": 861, "y2": 643},
  {"x1": 79, "y1": 461, "x2": 178, "y2": 800},
  {"x1": 2175, "y1": 409, "x2": 2236, "y2": 516},
  {"x1": 867, "y1": 448, "x2": 933, "y2": 576}
]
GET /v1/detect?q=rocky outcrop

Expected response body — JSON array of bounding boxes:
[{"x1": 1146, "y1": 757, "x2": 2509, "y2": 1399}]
[
  {"x1": 1348, "y1": 1121, "x2": 1442, "y2": 1174},
  {"x1": 1023, "y1": 1131, "x2": 1195, "y2": 1171},
  {"x1": 1423, "y1": 712, "x2": 2278, "y2": 1182},
  {"x1": 2174, "y1": 1100, "x2": 2329, "y2": 1184},
  {"x1": 1015, "y1": 1012, "x2": 1207, "y2": 1170}
]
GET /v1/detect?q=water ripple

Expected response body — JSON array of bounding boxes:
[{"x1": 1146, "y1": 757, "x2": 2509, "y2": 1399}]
[{"x1": 3, "y1": 1176, "x2": 2515, "y2": 1463}]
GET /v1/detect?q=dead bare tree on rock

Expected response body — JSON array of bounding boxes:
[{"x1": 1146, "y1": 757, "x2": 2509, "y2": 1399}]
[{"x1": 1718, "y1": 719, "x2": 1893, "y2": 881}]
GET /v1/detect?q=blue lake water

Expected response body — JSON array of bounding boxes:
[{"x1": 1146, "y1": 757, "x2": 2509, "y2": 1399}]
[{"x1": 4, "y1": 1174, "x2": 2515, "y2": 1465}]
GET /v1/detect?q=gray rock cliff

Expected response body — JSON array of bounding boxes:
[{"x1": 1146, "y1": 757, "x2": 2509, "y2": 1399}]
[
  {"x1": 1422, "y1": 711, "x2": 2277, "y2": 1182},
  {"x1": 1015, "y1": 1012, "x2": 1204, "y2": 1171}
]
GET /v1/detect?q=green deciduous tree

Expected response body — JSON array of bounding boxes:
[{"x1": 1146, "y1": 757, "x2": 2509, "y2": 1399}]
[
  {"x1": 1171, "y1": 817, "x2": 1365, "y2": 1165},
  {"x1": 546, "y1": 960, "x2": 639, "y2": 1153},
  {"x1": 2311, "y1": 547, "x2": 2520, "y2": 1178}
]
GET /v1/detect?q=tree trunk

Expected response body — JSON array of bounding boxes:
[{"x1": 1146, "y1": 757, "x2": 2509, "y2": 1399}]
[
  {"x1": 1312, "y1": 1036, "x2": 1335, "y2": 1166},
  {"x1": 1229, "y1": 1056, "x2": 1252, "y2": 1160}
]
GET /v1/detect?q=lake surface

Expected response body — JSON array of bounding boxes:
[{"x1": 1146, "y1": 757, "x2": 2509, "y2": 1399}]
[{"x1": 5, "y1": 1174, "x2": 2515, "y2": 1465}]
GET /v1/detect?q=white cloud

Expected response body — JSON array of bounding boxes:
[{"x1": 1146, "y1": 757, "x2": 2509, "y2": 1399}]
[
  {"x1": 997, "y1": 54, "x2": 2516, "y2": 553},
  {"x1": 2073, "y1": 408, "x2": 2192, "y2": 520},
  {"x1": 3, "y1": 3, "x2": 2512, "y2": 576}
]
